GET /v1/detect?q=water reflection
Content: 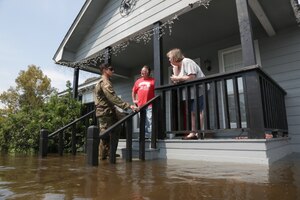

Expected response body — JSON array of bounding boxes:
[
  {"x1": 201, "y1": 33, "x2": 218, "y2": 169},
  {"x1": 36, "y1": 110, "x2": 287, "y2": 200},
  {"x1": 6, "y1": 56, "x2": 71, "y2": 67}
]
[{"x1": 0, "y1": 153, "x2": 300, "y2": 199}]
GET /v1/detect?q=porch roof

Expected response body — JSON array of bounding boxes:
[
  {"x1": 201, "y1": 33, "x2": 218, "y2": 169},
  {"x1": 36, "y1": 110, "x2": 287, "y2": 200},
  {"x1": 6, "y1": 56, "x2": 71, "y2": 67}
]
[{"x1": 53, "y1": 0, "x2": 299, "y2": 74}]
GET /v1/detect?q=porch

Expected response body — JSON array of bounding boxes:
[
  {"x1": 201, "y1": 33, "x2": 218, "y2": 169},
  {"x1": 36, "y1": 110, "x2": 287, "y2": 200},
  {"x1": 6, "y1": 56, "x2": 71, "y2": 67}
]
[
  {"x1": 39, "y1": 65, "x2": 291, "y2": 165},
  {"x1": 116, "y1": 65, "x2": 291, "y2": 165},
  {"x1": 117, "y1": 137, "x2": 291, "y2": 165},
  {"x1": 153, "y1": 65, "x2": 288, "y2": 140}
]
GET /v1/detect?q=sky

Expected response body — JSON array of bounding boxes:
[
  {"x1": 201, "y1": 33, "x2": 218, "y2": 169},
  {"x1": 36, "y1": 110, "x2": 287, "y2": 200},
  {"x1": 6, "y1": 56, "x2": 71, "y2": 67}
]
[{"x1": 0, "y1": 0, "x2": 96, "y2": 95}]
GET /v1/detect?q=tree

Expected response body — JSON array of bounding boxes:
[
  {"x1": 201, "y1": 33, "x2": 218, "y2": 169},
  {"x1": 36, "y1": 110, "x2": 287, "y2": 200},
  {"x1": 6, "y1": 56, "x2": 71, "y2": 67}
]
[
  {"x1": 0, "y1": 65, "x2": 55, "y2": 113},
  {"x1": 0, "y1": 87, "x2": 19, "y2": 113},
  {"x1": 0, "y1": 66, "x2": 83, "y2": 153}
]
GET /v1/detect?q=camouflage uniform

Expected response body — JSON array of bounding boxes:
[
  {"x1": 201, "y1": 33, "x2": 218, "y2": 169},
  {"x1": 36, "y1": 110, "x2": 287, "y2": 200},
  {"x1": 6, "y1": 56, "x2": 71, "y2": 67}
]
[{"x1": 94, "y1": 76, "x2": 130, "y2": 160}]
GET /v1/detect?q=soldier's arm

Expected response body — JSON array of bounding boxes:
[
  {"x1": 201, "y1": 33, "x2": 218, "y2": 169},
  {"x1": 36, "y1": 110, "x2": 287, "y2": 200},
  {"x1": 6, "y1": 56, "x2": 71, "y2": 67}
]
[{"x1": 102, "y1": 82, "x2": 130, "y2": 110}]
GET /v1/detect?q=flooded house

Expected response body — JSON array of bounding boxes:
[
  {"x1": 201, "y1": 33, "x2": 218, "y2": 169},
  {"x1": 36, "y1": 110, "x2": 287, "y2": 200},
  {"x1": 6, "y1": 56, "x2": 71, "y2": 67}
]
[{"x1": 52, "y1": 0, "x2": 300, "y2": 165}]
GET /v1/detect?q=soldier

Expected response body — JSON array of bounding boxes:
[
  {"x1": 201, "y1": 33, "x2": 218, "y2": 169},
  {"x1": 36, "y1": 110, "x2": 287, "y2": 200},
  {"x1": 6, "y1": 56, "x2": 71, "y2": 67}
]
[{"x1": 94, "y1": 63, "x2": 137, "y2": 160}]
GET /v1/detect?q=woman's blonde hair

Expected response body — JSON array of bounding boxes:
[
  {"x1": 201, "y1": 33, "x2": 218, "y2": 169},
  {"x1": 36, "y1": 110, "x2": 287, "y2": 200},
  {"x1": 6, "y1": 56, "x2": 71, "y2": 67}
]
[{"x1": 166, "y1": 48, "x2": 184, "y2": 62}]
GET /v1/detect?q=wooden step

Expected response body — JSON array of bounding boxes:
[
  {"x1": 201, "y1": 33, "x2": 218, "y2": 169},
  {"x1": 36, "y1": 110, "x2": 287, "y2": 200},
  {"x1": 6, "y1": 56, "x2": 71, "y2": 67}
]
[{"x1": 117, "y1": 147, "x2": 159, "y2": 160}]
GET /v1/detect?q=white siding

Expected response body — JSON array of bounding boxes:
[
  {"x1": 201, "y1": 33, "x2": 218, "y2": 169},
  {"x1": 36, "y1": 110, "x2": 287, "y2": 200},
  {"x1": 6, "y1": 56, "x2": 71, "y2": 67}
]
[
  {"x1": 113, "y1": 78, "x2": 134, "y2": 104},
  {"x1": 82, "y1": 91, "x2": 94, "y2": 104},
  {"x1": 75, "y1": 0, "x2": 200, "y2": 60},
  {"x1": 259, "y1": 27, "x2": 300, "y2": 148}
]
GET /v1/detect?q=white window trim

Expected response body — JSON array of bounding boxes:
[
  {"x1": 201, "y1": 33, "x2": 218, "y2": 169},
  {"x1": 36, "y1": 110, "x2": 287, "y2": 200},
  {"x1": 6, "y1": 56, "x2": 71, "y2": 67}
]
[{"x1": 218, "y1": 40, "x2": 262, "y2": 73}]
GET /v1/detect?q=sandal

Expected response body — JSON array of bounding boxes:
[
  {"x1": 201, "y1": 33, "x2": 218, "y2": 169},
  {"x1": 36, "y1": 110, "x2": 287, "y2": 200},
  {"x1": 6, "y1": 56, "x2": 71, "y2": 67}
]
[{"x1": 182, "y1": 133, "x2": 198, "y2": 140}]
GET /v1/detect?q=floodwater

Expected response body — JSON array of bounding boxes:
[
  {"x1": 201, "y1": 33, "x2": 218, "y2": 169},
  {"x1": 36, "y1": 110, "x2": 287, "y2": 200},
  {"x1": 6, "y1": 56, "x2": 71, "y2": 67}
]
[{"x1": 0, "y1": 153, "x2": 300, "y2": 200}]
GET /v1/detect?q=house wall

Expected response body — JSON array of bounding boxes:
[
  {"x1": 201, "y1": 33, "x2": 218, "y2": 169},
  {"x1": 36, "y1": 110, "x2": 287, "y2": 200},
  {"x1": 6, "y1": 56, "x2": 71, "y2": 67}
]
[
  {"x1": 259, "y1": 27, "x2": 300, "y2": 152},
  {"x1": 113, "y1": 78, "x2": 134, "y2": 104},
  {"x1": 162, "y1": 27, "x2": 300, "y2": 143},
  {"x1": 75, "y1": 0, "x2": 200, "y2": 61}
]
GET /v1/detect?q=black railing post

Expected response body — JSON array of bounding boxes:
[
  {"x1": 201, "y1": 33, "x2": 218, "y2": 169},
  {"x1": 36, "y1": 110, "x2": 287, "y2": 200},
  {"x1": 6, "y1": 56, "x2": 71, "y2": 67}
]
[
  {"x1": 170, "y1": 89, "x2": 178, "y2": 132},
  {"x1": 58, "y1": 132, "x2": 63, "y2": 156},
  {"x1": 139, "y1": 109, "x2": 146, "y2": 161},
  {"x1": 125, "y1": 117, "x2": 133, "y2": 162},
  {"x1": 243, "y1": 70, "x2": 265, "y2": 138},
  {"x1": 109, "y1": 128, "x2": 119, "y2": 164},
  {"x1": 151, "y1": 96, "x2": 160, "y2": 148},
  {"x1": 72, "y1": 124, "x2": 76, "y2": 155},
  {"x1": 39, "y1": 129, "x2": 48, "y2": 158},
  {"x1": 87, "y1": 126, "x2": 99, "y2": 166},
  {"x1": 159, "y1": 92, "x2": 166, "y2": 139},
  {"x1": 203, "y1": 83, "x2": 210, "y2": 131},
  {"x1": 73, "y1": 66, "x2": 79, "y2": 99}
]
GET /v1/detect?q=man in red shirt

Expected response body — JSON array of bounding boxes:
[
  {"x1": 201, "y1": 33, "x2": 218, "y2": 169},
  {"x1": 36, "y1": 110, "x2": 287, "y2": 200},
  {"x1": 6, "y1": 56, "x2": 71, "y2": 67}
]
[{"x1": 132, "y1": 65, "x2": 155, "y2": 139}]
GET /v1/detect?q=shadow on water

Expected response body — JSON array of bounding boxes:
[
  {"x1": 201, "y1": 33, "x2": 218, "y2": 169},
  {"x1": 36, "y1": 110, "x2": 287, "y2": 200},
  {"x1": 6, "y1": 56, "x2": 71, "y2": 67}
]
[{"x1": 0, "y1": 153, "x2": 300, "y2": 199}]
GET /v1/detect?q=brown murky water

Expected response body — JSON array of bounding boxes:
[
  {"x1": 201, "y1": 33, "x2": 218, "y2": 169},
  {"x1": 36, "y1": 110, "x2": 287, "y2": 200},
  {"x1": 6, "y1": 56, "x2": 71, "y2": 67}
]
[{"x1": 0, "y1": 153, "x2": 300, "y2": 200}]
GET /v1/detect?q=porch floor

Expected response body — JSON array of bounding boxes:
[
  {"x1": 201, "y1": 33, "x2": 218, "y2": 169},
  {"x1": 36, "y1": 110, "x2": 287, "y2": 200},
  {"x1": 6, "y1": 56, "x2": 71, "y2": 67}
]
[{"x1": 117, "y1": 137, "x2": 291, "y2": 165}]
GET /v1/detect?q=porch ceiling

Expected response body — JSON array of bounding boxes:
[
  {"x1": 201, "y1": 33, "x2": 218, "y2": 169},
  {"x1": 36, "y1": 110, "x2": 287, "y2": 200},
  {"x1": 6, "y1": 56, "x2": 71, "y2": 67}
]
[
  {"x1": 110, "y1": 0, "x2": 297, "y2": 73},
  {"x1": 63, "y1": 0, "x2": 298, "y2": 75}
]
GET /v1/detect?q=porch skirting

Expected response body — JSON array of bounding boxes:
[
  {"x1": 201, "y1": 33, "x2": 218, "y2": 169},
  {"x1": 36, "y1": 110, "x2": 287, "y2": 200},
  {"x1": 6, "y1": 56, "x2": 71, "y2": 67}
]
[{"x1": 117, "y1": 137, "x2": 291, "y2": 165}]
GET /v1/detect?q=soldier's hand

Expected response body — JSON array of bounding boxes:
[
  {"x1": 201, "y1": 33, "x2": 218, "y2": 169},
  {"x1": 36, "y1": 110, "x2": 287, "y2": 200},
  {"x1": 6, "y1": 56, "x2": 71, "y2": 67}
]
[{"x1": 130, "y1": 105, "x2": 139, "y2": 112}]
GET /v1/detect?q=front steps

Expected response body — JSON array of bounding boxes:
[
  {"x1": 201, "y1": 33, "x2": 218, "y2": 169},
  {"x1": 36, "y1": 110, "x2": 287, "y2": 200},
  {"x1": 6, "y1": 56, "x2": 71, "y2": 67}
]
[
  {"x1": 117, "y1": 137, "x2": 292, "y2": 165},
  {"x1": 117, "y1": 139, "x2": 160, "y2": 160}
]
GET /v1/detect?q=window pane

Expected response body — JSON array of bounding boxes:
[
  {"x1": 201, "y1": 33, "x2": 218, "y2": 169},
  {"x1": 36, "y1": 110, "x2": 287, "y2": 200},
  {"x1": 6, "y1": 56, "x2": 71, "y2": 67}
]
[{"x1": 224, "y1": 50, "x2": 242, "y2": 72}]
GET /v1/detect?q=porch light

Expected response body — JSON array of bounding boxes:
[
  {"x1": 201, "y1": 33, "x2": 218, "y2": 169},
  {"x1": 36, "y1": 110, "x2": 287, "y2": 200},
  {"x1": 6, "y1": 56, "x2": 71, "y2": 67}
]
[{"x1": 204, "y1": 59, "x2": 212, "y2": 71}]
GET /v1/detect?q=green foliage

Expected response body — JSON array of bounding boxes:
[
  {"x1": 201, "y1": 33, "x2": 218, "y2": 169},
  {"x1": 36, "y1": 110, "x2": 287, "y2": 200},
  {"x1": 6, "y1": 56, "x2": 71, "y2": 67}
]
[
  {"x1": 0, "y1": 65, "x2": 55, "y2": 113},
  {"x1": 0, "y1": 66, "x2": 84, "y2": 153}
]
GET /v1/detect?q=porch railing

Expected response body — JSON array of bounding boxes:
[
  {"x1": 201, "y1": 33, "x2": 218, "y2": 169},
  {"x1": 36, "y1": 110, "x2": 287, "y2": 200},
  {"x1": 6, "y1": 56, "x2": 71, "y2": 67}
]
[
  {"x1": 86, "y1": 95, "x2": 161, "y2": 165},
  {"x1": 40, "y1": 95, "x2": 162, "y2": 166},
  {"x1": 39, "y1": 109, "x2": 96, "y2": 157},
  {"x1": 155, "y1": 65, "x2": 288, "y2": 139}
]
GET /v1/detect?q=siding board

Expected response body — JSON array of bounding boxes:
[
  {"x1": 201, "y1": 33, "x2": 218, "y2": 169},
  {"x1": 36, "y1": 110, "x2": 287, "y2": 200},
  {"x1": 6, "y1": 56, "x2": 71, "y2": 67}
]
[
  {"x1": 285, "y1": 96, "x2": 300, "y2": 107},
  {"x1": 286, "y1": 106, "x2": 300, "y2": 116},
  {"x1": 75, "y1": 0, "x2": 200, "y2": 60},
  {"x1": 262, "y1": 61, "x2": 300, "y2": 75},
  {"x1": 114, "y1": 78, "x2": 133, "y2": 103},
  {"x1": 261, "y1": 51, "x2": 300, "y2": 68},
  {"x1": 270, "y1": 69, "x2": 300, "y2": 83},
  {"x1": 278, "y1": 79, "x2": 300, "y2": 90},
  {"x1": 259, "y1": 28, "x2": 300, "y2": 141}
]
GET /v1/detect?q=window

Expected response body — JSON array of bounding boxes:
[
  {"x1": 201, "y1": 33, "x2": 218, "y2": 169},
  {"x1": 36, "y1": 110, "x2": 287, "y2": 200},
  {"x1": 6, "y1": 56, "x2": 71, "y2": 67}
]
[
  {"x1": 218, "y1": 40, "x2": 261, "y2": 73},
  {"x1": 217, "y1": 41, "x2": 261, "y2": 129}
]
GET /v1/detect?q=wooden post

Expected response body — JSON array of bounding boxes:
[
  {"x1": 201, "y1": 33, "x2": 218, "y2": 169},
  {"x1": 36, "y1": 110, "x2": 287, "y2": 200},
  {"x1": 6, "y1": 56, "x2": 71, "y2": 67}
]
[
  {"x1": 87, "y1": 126, "x2": 99, "y2": 166},
  {"x1": 39, "y1": 129, "x2": 48, "y2": 158},
  {"x1": 58, "y1": 132, "x2": 63, "y2": 156},
  {"x1": 235, "y1": 0, "x2": 257, "y2": 66},
  {"x1": 72, "y1": 124, "x2": 76, "y2": 155},
  {"x1": 151, "y1": 97, "x2": 160, "y2": 148},
  {"x1": 153, "y1": 21, "x2": 163, "y2": 87},
  {"x1": 109, "y1": 128, "x2": 117, "y2": 164},
  {"x1": 72, "y1": 66, "x2": 79, "y2": 99},
  {"x1": 125, "y1": 117, "x2": 133, "y2": 162},
  {"x1": 243, "y1": 71, "x2": 265, "y2": 138},
  {"x1": 72, "y1": 66, "x2": 79, "y2": 156},
  {"x1": 153, "y1": 21, "x2": 165, "y2": 139},
  {"x1": 139, "y1": 109, "x2": 146, "y2": 161}
]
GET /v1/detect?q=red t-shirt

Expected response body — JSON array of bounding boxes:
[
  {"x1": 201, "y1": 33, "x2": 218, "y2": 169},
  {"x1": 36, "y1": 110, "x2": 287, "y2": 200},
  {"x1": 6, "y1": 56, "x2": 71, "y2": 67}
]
[{"x1": 132, "y1": 77, "x2": 155, "y2": 107}]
